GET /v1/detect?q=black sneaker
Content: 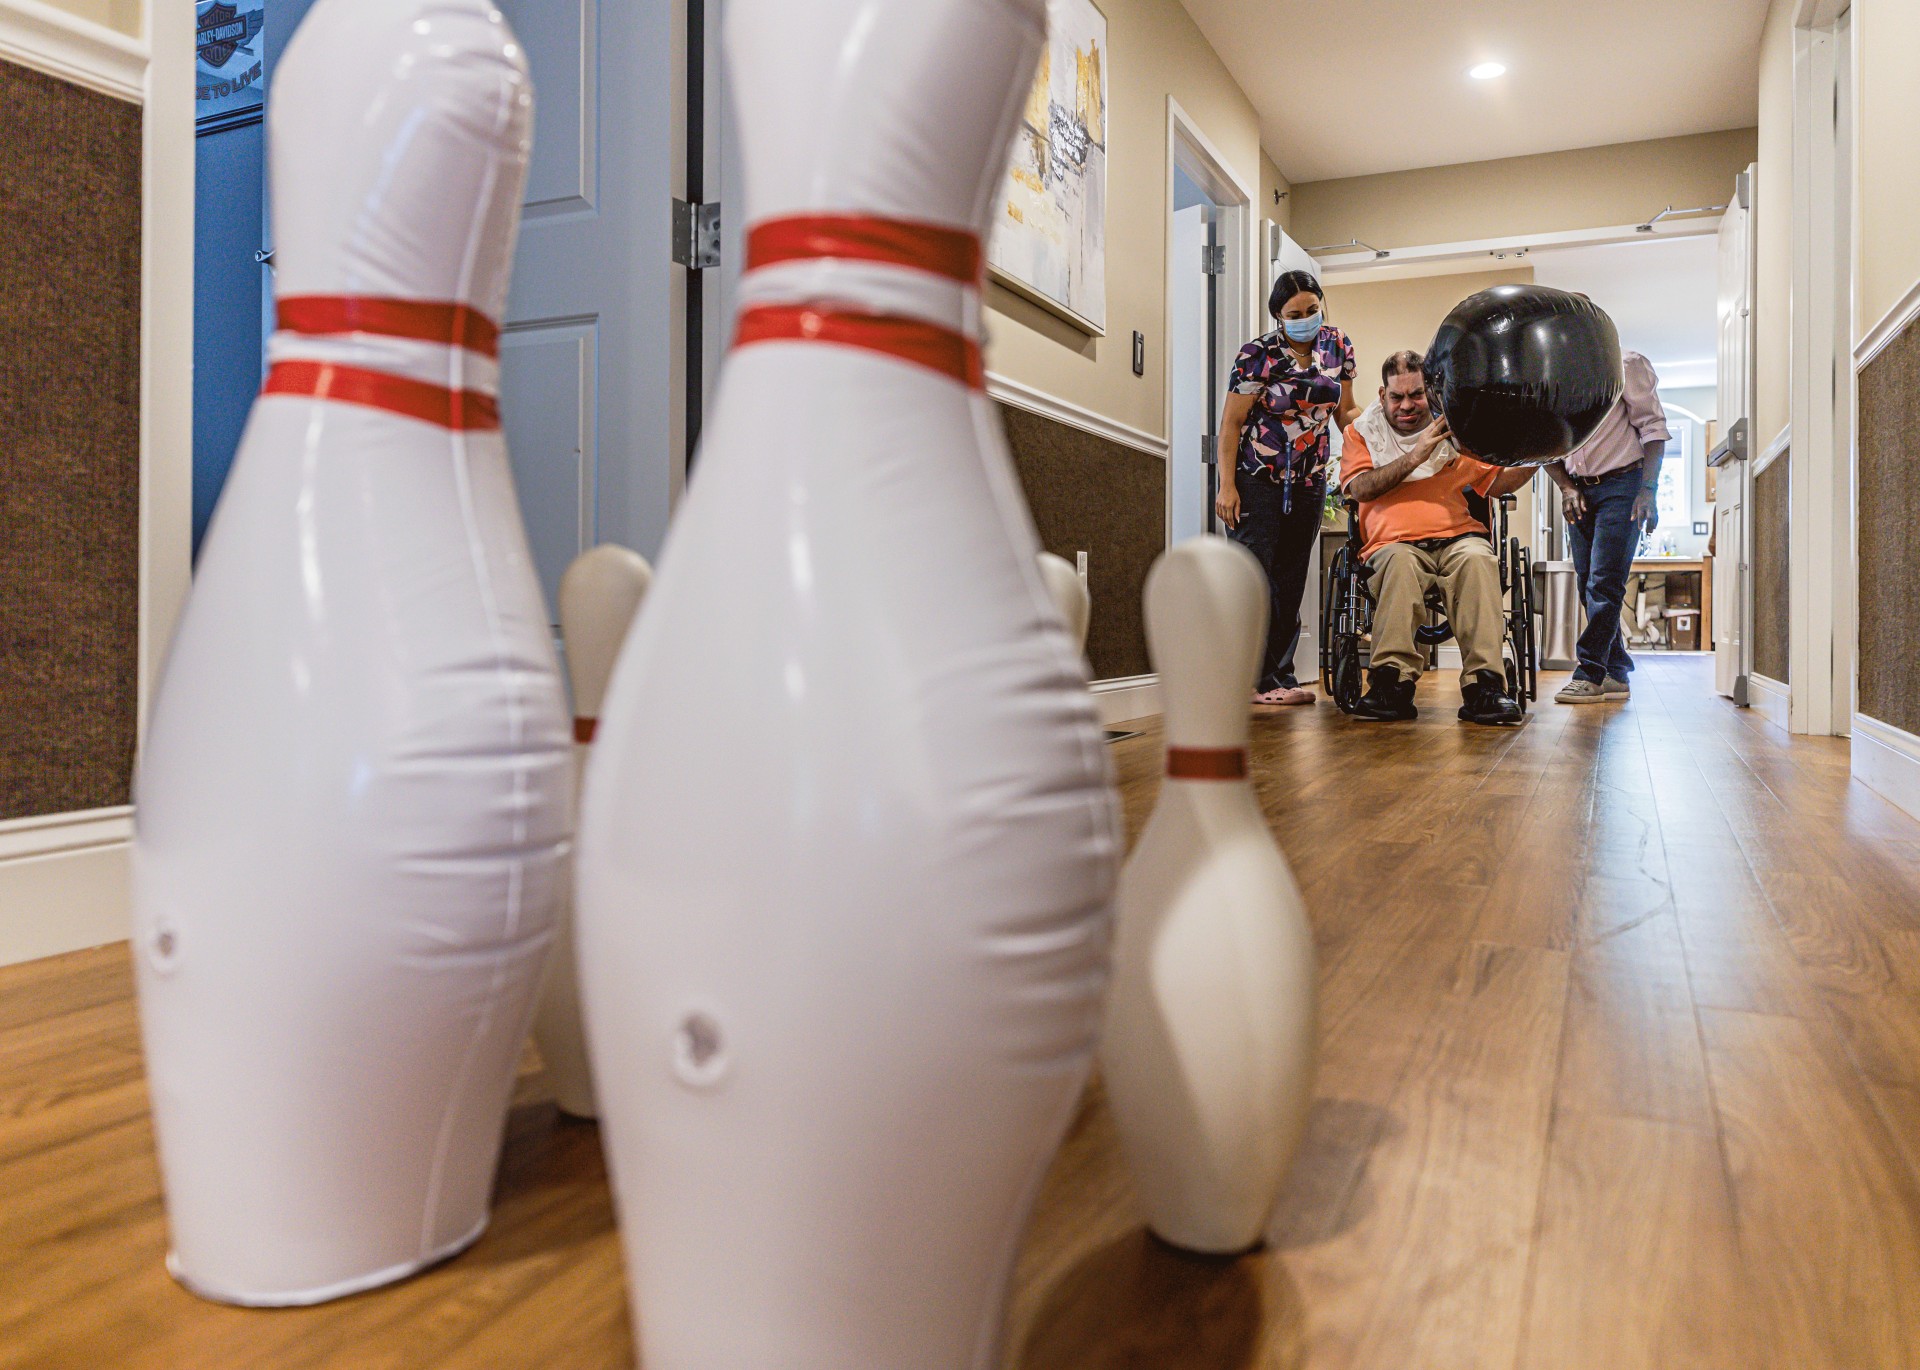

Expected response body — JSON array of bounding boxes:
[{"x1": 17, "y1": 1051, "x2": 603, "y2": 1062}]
[
  {"x1": 1351, "y1": 664, "x2": 1418, "y2": 721},
  {"x1": 1458, "y1": 669, "x2": 1523, "y2": 726}
]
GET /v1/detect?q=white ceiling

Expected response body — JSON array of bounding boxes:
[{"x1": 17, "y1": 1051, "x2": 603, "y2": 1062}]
[
  {"x1": 1180, "y1": 0, "x2": 1769, "y2": 182},
  {"x1": 1525, "y1": 234, "x2": 1721, "y2": 390}
]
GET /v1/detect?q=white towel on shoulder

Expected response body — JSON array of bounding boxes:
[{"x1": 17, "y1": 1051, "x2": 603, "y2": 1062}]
[{"x1": 1352, "y1": 400, "x2": 1458, "y2": 483}]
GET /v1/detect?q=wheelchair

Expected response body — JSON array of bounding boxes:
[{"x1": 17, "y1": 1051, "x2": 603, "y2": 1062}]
[{"x1": 1319, "y1": 490, "x2": 1538, "y2": 715}]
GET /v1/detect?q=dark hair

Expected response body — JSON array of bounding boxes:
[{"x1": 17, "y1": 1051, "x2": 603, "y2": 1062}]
[
  {"x1": 1268, "y1": 269, "x2": 1324, "y2": 321},
  {"x1": 1381, "y1": 349, "x2": 1424, "y2": 386}
]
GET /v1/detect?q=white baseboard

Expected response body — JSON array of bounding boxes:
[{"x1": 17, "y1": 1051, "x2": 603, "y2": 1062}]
[
  {"x1": 1853, "y1": 714, "x2": 1920, "y2": 825},
  {"x1": 0, "y1": 809, "x2": 131, "y2": 967},
  {"x1": 1092, "y1": 674, "x2": 1161, "y2": 726},
  {"x1": 1749, "y1": 673, "x2": 1791, "y2": 733}
]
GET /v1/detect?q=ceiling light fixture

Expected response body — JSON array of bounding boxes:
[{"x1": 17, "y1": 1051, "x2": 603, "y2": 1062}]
[{"x1": 1468, "y1": 61, "x2": 1507, "y2": 80}]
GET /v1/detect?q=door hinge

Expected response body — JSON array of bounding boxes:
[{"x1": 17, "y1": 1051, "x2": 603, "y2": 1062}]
[
  {"x1": 1201, "y1": 244, "x2": 1226, "y2": 275},
  {"x1": 672, "y1": 199, "x2": 722, "y2": 270},
  {"x1": 1202, "y1": 434, "x2": 1218, "y2": 466}
]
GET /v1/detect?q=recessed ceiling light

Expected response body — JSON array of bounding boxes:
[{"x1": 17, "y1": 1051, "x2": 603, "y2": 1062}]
[{"x1": 1469, "y1": 61, "x2": 1507, "y2": 80}]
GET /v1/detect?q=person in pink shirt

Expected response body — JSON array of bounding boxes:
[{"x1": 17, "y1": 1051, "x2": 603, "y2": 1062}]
[{"x1": 1542, "y1": 347, "x2": 1670, "y2": 703}]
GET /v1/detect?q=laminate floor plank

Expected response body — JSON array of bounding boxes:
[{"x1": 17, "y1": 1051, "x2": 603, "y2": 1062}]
[
  {"x1": 1515, "y1": 1112, "x2": 1756, "y2": 1370},
  {"x1": 1698, "y1": 1007, "x2": 1920, "y2": 1367}
]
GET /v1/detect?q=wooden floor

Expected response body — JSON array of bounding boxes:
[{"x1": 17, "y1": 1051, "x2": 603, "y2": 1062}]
[{"x1": 9, "y1": 655, "x2": 1920, "y2": 1368}]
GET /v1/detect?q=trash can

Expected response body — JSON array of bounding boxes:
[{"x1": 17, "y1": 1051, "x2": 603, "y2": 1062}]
[{"x1": 1535, "y1": 560, "x2": 1581, "y2": 671}]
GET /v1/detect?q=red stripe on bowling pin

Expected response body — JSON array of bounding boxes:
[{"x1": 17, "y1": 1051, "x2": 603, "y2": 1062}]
[
  {"x1": 746, "y1": 215, "x2": 984, "y2": 284},
  {"x1": 262, "y1": 361, "x2": 501, "y2": 431},
  {"x1": 1165, "y1": 747, "x2": 1249, "y2": 781},
  {"x1": 733, "y1": 305, "x2": 984, "y2": 390},
  {"x1": 277, "y1": 296, "x2": 502, "y2": 358}
]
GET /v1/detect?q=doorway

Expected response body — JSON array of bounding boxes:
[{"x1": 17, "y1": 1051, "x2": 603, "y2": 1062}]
[
  {"x1": 1169, "y1": 169, "x2": 1225, "y2": 545},
  {"x1": 1165, "y1": 104, "x2": 1251, "y2": 552}
]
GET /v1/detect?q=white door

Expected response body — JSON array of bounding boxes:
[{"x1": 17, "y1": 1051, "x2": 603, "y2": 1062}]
[
  {"x1": 1170, "y1": 205, "x2": 1210, "y2": 546},
  {"x1": 496, "y1": 0, "x2": 678, "y2": 620},
  {"x1": 1713, "y1": 167, "x2": 1755, "y2": 699}
]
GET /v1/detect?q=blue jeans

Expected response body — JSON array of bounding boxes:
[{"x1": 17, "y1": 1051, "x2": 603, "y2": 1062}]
[{"x1": 1565, "y1": 465, "x2": 1645, "y2": 684}]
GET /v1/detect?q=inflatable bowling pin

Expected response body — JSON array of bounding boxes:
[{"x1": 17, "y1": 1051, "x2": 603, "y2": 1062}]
[
  {"x1": 1038, "y1": 551, "x2": 1092, "y2": 654},
  {"x1": 1100, "y1": 537, "x2": 1318, "y2": 1254},
  {"x1": 531, "y1": 546, "x2": 654, "y2": 1119},
  {"x1": 574, "y1": 0, "x2": 1121, "y2": 1363},
  {"x1": 130, "y1": 0, "x2": 566, "y2": 1305}
]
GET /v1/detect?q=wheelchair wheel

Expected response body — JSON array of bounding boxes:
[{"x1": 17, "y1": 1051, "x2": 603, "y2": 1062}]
[
  {"x1": 1320, "y1": 547, "x2": 1345, "y2": 695},
  {"x1": 1518, "y1": 548, "x2": 1539, "y2": 701},
  {"x1": 1331, "y1": 639, "x2": 1365, "y2": 713}
]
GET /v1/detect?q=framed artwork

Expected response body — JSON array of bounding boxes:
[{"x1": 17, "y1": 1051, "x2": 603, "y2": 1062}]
[
  {"x1": 196, "y1": 0, "x2": 266, "y2": 128},
  {"x1": 988, "y1": 0, "x2": 1108, "y2": 336}
]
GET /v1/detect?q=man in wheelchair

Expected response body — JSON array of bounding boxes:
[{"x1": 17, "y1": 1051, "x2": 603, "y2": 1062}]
[{"x1": 1338, "y1": 350, "x2": 1535, "y2": 725}]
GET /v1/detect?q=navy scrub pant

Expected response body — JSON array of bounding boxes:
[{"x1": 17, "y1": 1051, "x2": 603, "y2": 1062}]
[{"x1": 1228, "y1": 475, "x2": 1322, "y2": 692}]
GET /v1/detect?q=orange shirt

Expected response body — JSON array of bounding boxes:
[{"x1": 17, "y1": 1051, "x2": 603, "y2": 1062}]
[{"x1": 1339, "y1": 426, "x2": 1502, "y2": 562}]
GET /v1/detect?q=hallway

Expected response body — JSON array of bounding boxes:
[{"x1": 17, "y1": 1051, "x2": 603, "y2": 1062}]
[{"x1": 7, "y1": 657, "x2": 1920, "y2": 1367}]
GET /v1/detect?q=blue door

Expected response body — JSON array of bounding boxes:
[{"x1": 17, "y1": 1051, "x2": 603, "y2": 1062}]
[{"x1": 190, "y1": 0, "x2": 316, "y2": 558}]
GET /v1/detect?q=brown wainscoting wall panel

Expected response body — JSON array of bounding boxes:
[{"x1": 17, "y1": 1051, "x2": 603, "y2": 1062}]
[
  {"x1": 0, "y1": 60, "x2": 142, "y2": 820},
  {"x1": 997, "y1": 404, "x2": 1164, "y2": 682},
  {"x1": 1751, "y1": 447, "x2": 1790, "y2": 685},
  {"x1": 1859, "y1": 324, "x2": 1920, "y2": 735}
]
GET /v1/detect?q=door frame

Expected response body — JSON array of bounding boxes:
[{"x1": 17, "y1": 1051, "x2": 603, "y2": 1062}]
[
  {"x1": 1163, "y1": 97, "x2": 1253, "y2": 553},
  {"x1": 1785, "y1": 0, "x2": 1856, "y2": 736}
]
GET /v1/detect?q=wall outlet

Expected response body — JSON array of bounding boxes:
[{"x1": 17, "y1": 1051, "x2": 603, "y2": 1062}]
[{"x1": 1075, "y1": 550, "x2": 1089, "y2": 586}]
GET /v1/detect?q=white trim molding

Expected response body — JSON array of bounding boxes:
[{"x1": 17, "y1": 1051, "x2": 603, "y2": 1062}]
[
  {"x1": 1753, "y1": 423, "x2": 1791, "y2": 476},
  {"x1": 986, "y1": 371, "x2": 1170, "y2": 459},
  {"x1": 1855, "y1": 273, "x2": 1920, "y2": 371},
  {"x1": 1853, "y1": 714, "x2": 1920, "y2": 825},
  {"x1": 1092, "y1": 674, "x2": 1162, "y2": 727},
  {"x1": 0, "y1": 808, "x2": 132, "y2": 967},
  {"x1": 0, "y1": 805, "x2": 131, "y2": 861},
  {"x1": 1749, "y1": 673, "x2": 1791, "y2": 734},
  {"x1": 0, "y1": 0, "x2": 146, "y2": 102}
]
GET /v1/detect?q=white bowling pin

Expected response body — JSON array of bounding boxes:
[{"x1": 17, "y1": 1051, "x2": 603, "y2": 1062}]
[
  {"x1": 532, "y1": 545, "x2": 654, "y2": 1119},
  {"x1": 130, "y1": 0, "x2": 565, "y2": 1305},
  {"x1": 1100, "y1": 537, "x2": 1318, "y2": 1254},
  {"x1": 574, "y1": 0, "x2": 1121, "y2": 1364},
  {"x1": 1038, "y1": 551, "x2": 1092, "y2": 654}
]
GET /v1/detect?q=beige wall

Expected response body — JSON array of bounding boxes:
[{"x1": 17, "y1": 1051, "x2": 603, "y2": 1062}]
[
  {"x1": 1261, "y1": 152, "x2": 1293, "y2": 235},
  {"x1": 984, "y1": 0, "x2": 1263, "y2": 438},
  {"x1": 37, "y1": 0, "x2": 141, "y2": 36},
  {"x1": 1324, "y1": 267, "x2": 1535, "y2": 395},
  {"x1": 1754, "y1": 0, "x2": 1793, "y2": 447},
  {"x1": 1288, "y1": 129, "x2": 1758, "y2": 253},
  {"x1": 1857, "y1": 0, "x2": 1920, "y2": 339}
]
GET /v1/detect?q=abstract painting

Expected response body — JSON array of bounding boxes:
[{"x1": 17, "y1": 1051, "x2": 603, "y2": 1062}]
[{"x1": 989, "y1": 0, "x2": 1108, "y2": 336}]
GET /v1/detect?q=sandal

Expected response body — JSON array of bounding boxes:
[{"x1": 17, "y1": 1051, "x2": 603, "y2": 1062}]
[{"x1": 1253, "y1": 686, "x2": 1316, "y2": 707}]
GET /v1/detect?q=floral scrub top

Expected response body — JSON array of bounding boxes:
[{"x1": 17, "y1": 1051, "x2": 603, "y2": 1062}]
[{"x1": 1228, "y1": 324, "x2": 1357, "y2": 509}]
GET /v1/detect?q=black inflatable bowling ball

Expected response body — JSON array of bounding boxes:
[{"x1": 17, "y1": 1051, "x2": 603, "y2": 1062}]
[{"x1": 1423, "y1": 285, "x2": 1623, "y2": 468}]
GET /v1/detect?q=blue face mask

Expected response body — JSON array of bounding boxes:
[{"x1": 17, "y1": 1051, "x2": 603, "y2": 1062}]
[{"x1": 1282, "y1": 312, "x2": 1322, "y2": 343}]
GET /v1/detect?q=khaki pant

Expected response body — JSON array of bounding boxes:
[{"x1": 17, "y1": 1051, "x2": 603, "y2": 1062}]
[{"x1": 1367, "y1": 535, "x2": 1506, "y2": 683}]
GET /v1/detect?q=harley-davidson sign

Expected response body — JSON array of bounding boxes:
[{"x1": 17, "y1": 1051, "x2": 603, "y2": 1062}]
[{"x1": 196, "y1": 0, "x2": 265, "y2": 118}]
